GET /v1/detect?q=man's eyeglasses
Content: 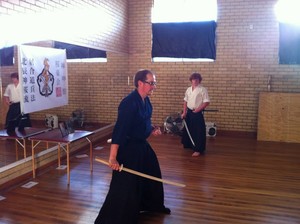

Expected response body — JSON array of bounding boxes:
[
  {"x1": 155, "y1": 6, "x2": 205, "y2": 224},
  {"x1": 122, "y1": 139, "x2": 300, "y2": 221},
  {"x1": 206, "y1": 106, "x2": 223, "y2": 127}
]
[{"x1": 143, "y1": 81, "x2": 157, "y2": 86}]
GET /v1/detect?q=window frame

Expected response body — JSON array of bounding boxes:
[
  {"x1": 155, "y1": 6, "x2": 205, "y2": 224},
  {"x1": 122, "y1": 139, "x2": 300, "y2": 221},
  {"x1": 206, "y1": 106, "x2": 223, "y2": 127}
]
[{"x1": 151, "y1": 0, "x2": 217, "y2": 62}]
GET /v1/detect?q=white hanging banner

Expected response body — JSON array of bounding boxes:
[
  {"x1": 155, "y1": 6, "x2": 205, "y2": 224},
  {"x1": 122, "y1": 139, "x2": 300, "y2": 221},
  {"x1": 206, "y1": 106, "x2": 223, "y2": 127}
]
[{"x1": 18, "y1": 45, "x2": 68, "y2": 114}]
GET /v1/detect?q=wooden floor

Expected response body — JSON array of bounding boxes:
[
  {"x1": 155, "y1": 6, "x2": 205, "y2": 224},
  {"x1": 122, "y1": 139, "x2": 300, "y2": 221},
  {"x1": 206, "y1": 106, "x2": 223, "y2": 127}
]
[{"x1": 0, "y1": 133, "x2": 300, "y2": 224}]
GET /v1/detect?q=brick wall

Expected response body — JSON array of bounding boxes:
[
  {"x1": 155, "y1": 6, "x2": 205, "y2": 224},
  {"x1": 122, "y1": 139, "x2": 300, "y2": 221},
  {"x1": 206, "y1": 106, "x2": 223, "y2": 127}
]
[
  {"x1": 38, "y1": 51, "x2": 130, "y2": 123},
  {"x1": 128, "y1": 0, "x2": 300, "y2": 133},
  {"x1": 0, "y1": 0, "x2": 130, "y2": 125},
  {"x1": 0, "y1": 0, "x2": 128, "y2": 53}
]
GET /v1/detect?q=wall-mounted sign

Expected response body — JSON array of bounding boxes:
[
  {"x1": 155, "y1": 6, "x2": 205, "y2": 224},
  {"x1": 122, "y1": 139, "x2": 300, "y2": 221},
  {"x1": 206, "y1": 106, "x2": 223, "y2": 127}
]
[{"x1": 18, "y1": 45, "x2": 68, "y2": 114}]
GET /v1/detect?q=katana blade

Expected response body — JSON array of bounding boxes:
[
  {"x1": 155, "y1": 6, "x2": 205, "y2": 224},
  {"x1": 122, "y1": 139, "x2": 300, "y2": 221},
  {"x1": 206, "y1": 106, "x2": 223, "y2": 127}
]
[{"x1": 183, "y1": 119, "x2": 195, "y2": 147}]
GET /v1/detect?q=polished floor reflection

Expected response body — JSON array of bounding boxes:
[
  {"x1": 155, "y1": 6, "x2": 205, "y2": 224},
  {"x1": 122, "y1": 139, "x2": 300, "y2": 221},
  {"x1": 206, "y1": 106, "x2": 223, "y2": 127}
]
[
  {"x1": 0, "y1": 133, "x2": 300, "y2": 223},
  {"x1": 0, "y1": 122, "x2": 105, "y2": 168}
]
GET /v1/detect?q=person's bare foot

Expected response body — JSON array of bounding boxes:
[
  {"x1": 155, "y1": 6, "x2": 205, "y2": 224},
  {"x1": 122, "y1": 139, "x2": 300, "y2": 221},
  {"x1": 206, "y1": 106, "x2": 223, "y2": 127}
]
[{"x1": 192, "y1": 152, "x2": 200, "y2": 157}]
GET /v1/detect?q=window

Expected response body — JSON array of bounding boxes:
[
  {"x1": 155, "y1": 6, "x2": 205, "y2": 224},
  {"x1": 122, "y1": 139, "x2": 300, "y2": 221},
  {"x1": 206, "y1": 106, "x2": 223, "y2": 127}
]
[
  {"x1": 151, "y1": 0, "x2": 217, "y2": 62},
  {"x1": 54, "y1": 41, "x2": 107, "y2": 63},
  {"x1": 152, "y1": 0, "x2": 217, "y2": 23},
  {"x1": 0, "y1": 46, "x2": 14, "y2": 66},
  {"x1": 275, "y1": 0, "x2": 300, "y2": 25},
  {"x1": 275, "y1": 0, "x2": 300, "y2": 64}
]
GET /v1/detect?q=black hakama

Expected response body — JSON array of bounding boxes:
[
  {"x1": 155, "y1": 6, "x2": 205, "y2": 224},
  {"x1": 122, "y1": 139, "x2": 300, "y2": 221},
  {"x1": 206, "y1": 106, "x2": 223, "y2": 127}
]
[
  {"x1": 181, "y1": 108, "x2": 206, "y2": 154},
  {"x1": 94, "y1": 89, "x2": 169, "y2": 224},
  {"x1": 5, "y1": 102, "x2": 31, "y2": 129}
]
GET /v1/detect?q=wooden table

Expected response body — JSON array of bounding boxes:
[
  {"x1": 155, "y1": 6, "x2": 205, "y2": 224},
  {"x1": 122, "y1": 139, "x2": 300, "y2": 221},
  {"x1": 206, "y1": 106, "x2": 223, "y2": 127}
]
[
  {"x1": 29, "y1": 129, "x2": 93, "y2": 185},
  {"x1": 0, "y1": 127, "x2": 50, "y2": 160}
]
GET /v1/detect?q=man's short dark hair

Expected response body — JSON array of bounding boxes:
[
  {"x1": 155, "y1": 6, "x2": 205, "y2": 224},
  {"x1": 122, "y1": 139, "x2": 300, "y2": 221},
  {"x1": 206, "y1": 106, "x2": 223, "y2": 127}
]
[
  {"x1": 189, "y1": 72, "x2": 202, "y2": 82},
  {"x1": 134, "y1": 69, "x2": 154, "y2": 88},
  {"x1": 10, "y1": 72, "x2": 19, "y2": 79}
]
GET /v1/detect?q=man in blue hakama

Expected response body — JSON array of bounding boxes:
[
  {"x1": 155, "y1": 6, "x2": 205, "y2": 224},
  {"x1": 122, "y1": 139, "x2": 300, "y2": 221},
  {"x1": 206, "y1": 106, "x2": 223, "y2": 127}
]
[{"x1": 95, "y1": 69, "x2": 170, "y2": 224}]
